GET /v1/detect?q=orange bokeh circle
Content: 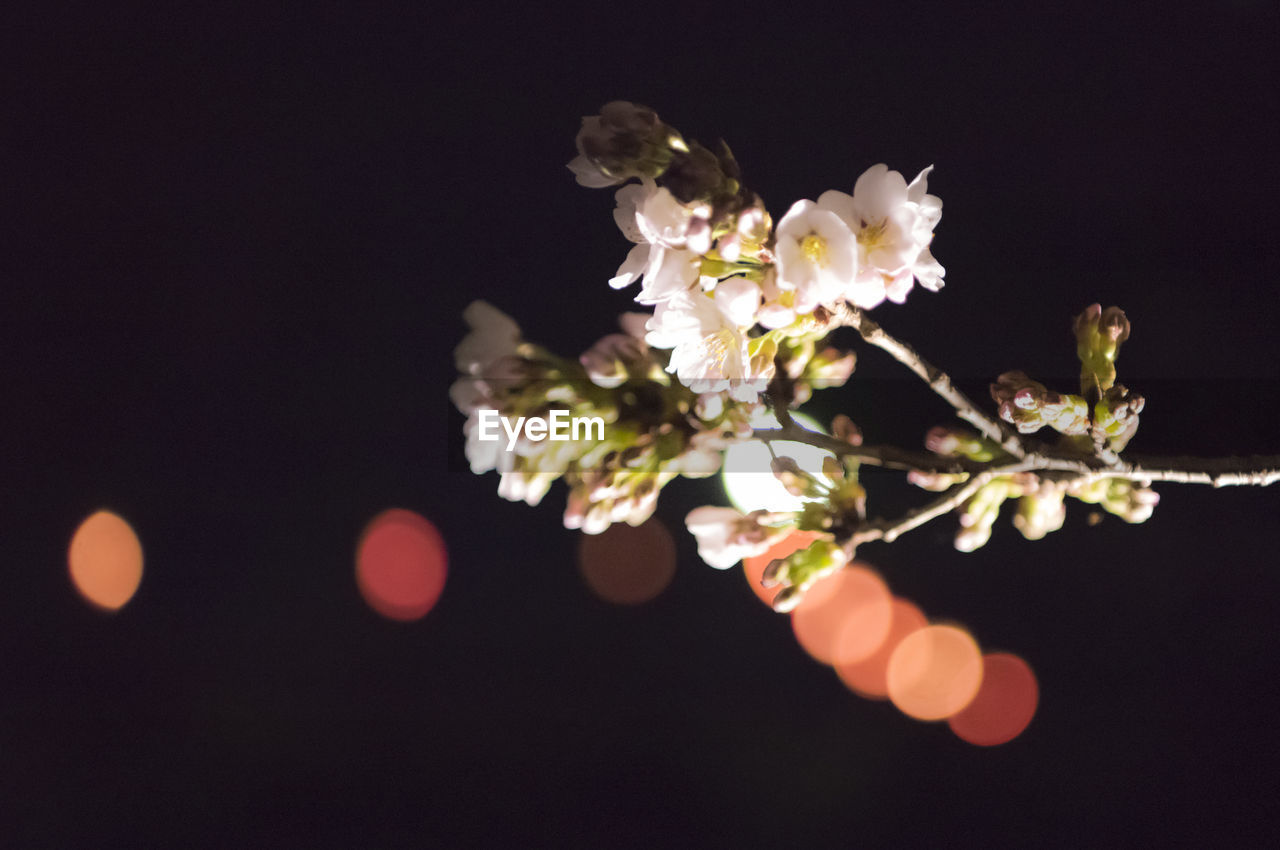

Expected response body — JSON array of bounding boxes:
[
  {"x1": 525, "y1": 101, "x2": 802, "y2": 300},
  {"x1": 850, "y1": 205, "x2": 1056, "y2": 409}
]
[
  {"x1": 578, "y1": 517, "x2": 676, "y2": 605},
  {"x1": 790, "y1": 564, "x2": 894, "y2": 666},
  {"x1": 68, "y1": 510, "x2": 144, "y2": 611},
  {"x1": 886, "y1": 624, "x2": 984, "y2": 721},
  {"x1": 948, "y1": 652, "x2": 1039, "y2": 746},
  {"x1": 836, "y1": 597, "x2": 928, "y2": 699}
]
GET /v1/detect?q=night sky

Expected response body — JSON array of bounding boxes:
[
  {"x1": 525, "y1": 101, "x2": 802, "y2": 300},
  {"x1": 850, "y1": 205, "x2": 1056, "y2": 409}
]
[{"x1": 5, "y1": 4, "x2": 1280, "y2": 845}]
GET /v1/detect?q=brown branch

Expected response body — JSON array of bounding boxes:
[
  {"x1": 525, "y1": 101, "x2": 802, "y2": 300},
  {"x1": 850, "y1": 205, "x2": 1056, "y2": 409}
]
[
  {"x1": 1103, "y1": 454, "x2": 1280, "y2": 488},
  {"x1": 757, "y1": 421, "x2": 1280, "y2": 489},
  {"x1": 752, "y1": 425, "x2": 977, "y2": 474},
  {"x1": 834, "y1": 304, "x2": 1027, "y2": 459},
  {"x1": 851, "y1": 472, "x2": 996, "y2": 547}
]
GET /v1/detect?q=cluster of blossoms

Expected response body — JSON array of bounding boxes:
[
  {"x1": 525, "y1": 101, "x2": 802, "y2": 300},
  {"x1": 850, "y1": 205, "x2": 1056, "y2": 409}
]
[
  {"x1": 454, "y1": 102, "x2": 935, "y2": 536},
  {"x1": 455, "y1": 102, "x2": 1163, "y2": 593},
  {"x1": 684, "y1": 433, "x2": 871, "y2": 612},
  {"x1": 571, "y1": 101, "x2": 944, "y2": 398},
  {"x1": 910, "y1": 415, "x2": 1157, "y2": 556},
  {"x1": 451, "y1": 301, "x2": 758, "y2": 533},
  {"x1": 889, "y1": 305, "x2": 1155, "y2": 555}
]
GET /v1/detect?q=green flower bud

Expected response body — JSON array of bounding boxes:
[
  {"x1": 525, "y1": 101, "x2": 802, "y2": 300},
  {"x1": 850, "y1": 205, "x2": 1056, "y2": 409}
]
[
  {"x1": 925, "y1": 426, "x2": 1002, "y2": 462},
  {"x1": 570, "y1": 101, "x2": 675, "y2": 186},
  {"x1": 767, "y1": 539, "x2": 848, "y2": 612},
  {"x1": 1092, "y1": 384, "x2": 1144, "y2": 452},
  {"x1": 1074, "y1": 303, "x2": 1130, "y2": 394},
  {"x1": 801, "y1": 346, "x2": 857, "y2": 391},
  {"x1": 660, "y1": 142, "x2": 724, "y2": 204},
  {"x1": 770, "y1": 456, "x2": 826, "y2": 498},
  {"x1": 990, "y1": 371, "x2": 1090, "y2": 436},
  {"x1": 955, "y1": 478, "x2": 1014, "y2": 552},
  {"x1": 747, "y1": 334, "x2": 779, "y2": 379},
  {"x1": 1014, "y1": 487, "x2": 1067, "y2": 540},
  {"x1": 1067, "y1": 477, "x2": 1159, "y2": 524}
]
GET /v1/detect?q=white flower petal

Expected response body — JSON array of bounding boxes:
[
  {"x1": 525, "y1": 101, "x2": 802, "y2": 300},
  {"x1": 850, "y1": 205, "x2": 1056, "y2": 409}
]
[
  {"x1": 612, "y1": 184, "x2": 648, "y2": 242},
  {"x1": 906, "y1": 165, "x2": 934, "y2": 202},
  {"x1": 455, "y1": 301, "x2": 521, "y2": 374},
  {"x1": 713, "y1": 277, "x2": 762, "y2": 328},
  {"x1": 567, "y1": 155, "x2": 621, "y2": 188},
  {"x1": 610, "y1": 243, "x2": 651, "y2": 289},
  {"x1": 636, "y1": 246, "x2": 699, "y2": 304},
  {"x1": 757, "y1": 303, "x2": 796, "y2": 329},
  {"x1": 637, "y1": 185, "x2": 693, "y2": 248}
]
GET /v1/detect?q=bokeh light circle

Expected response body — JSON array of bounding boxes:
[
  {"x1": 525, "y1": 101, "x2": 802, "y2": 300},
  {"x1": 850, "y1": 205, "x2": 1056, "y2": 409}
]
[
  {"x1": 721, "y1": 411, "x2": 832, "y2": 513},
  {"x1": 68, "y1": 510, "x2": 144, "y2": 611},
  {"x1": 791, "y1": 564, "x2": 894, "y2": 666},
  {"x1": 836, "y1": 597, "x2": 928, "y2": 699},
  {"x1": 886, "y1": 625, "x2": 984, "y2": 721},
  {"x1": 742, "y1": 529, "x2": 820, "y2": 608},
  {"x1": 948, "y1": 652, "x2": 1039, "y2": 746},
  {"x1": 356, "y1": 509, "x2": 448, "y2": 621},
  {"x1": 578, "y1": 517, "x2": 676, "y2": 605}
]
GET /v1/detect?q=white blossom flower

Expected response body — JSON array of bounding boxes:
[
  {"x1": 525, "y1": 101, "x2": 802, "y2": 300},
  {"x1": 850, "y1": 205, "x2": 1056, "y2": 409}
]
[
  {"x1": 463, "y1": 407, "x2": 512, "y2": 474},
  {"x1": 756, "y1": 267, "x2": 797, "y2": 329},
  {"x1": 497, "y1": 471, "x2": 556, "y2": 507},
  {"x1": 450, "y1": 302, "x2": 525, "y2": 414},
  {"x1": 817, "y1": 164, "x2": 945, "y2": 309},
  {"x1": 580, "y1": 312, "x2": 652, "y2": 388},
  {"x1": 774, "y1": 200, "x2": 858, "y2": 315},
  {"x1": 684, "y1": 506, "x2": 775, "y2": 569},
  {"x1": 636, "y1": 182, "x2": 694, "y2": 248},
  {"x1": 608, "y1": 180, "x2": 703, "y2": 303},
  {"x1": 454, "y1": 301, "x2": 520, "y2": 375},
  {"x1": 645, "y1": 283, "x2": 765, "y2": 401},
  {"x1": 568, "y1": 154, "x2": 625, "y2": 188}
]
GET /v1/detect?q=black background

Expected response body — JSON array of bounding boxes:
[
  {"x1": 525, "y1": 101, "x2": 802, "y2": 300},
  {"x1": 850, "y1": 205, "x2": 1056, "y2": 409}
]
[{"x1": 4, "y1": 3, "x2": 1280, "y2": 846}]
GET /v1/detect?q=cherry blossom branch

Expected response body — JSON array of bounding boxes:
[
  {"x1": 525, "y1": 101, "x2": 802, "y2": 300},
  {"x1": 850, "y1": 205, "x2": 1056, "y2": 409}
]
[
  {"x1": 752, "y1": 424, "x2": 977, "y2": 474},
  {"x1": 1096, "y1": 455, "x2": 1280, "y2": 487},
  {"x1": 754, "y1": 420, "x2": 1280, "y2": 488},
  {"x1": 848, "y1": 463, "x2": 1030, "y2": 547},
  {"x1": 834, "y1": 304, "x2": 1028, "y2": 459},
  {"x1": 836, "y1": 452, "x2": 1280, "y2": 556}
]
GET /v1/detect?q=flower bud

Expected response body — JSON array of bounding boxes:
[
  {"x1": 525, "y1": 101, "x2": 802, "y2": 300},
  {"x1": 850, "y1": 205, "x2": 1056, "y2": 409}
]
[
  {"x1": 990, "y1": 371, "x2": 1089, "y2": 436},
  {"x1": 1093, "y1": 384, "x2": 1144, "y2": 452},
  {"x1": 954, "y1": 479, "x2": 1014, "y2": 552},
  {"x1": 1102, "y1": 479, "x2": 1159, "y2": 523},
  {"x1": 925, "y1": 426, "x2": 1001, "y2": 462},
  {"x1": 1013, "y1": 488, "x2": 1067, "y2": 540},
  {"x1": 1074, "y1": 303, "x2": 1130, "y2": 394},
  {"x1": 767, "y1": 539, "x2": 848, "y2": 612},
  {"x1": 1067, "y1": 477, "x2": 1159, "y2": 524},
  {"x1": 580, "y1": 332, "x2": 647, "y2": 389},
  {"x1": 907, "y1": 470, "x2": 967, "y2": 491},
  {"x1": 803, "y1": 346, "x2": 857, "y2": 390},
  {"x1": 832, "y1": 414, "x2": 863, "y2": 446},
  {"x1": 660, "y1": 143, "x2": 725, "y2": 204},
  {"x1": 568, "y1": 101, "x2": 674, "y2": 187},
  {"x1": 771, "y1": 456, "x2": 822, "y2": 498},
  {"x1": 771, "y1": 585, "x2": 805, "y2": 613}
]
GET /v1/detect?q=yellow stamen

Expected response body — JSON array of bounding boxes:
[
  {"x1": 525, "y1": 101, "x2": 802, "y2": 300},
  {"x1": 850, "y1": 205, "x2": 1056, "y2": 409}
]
[{"x1": 801, "y1": 234, "x2": 828, "y2": 267}]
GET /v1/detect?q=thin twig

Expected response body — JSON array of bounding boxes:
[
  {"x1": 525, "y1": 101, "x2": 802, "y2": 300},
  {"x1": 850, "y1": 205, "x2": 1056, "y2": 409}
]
[
  {"x1": 1101, "y1": 455, "x2": 1280, "y2": 488},
  {"x1": 755, "y1": 422, "x2": 1280, "y2": 489},
  {"x1": 752, "y1": 426, "x2": 977, "y2": 474},
  {"x1": 852, "y1": 475, "x2": 990, "y2": 547},
  {"x1": 834, "y1": 304, "x2": 1027, "y2": 459}
]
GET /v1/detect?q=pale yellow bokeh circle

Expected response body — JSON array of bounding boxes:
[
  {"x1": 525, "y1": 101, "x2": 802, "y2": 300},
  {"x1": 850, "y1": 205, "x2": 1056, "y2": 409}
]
[{"x1": 886, "y1": 624, "x2": 983, "y2": 721}]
